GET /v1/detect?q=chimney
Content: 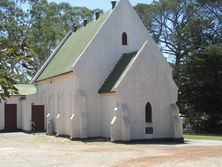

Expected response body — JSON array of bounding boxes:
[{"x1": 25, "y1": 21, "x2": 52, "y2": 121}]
[
  {"x1": 73, "y1": 25, "x2": 78, "y2": 32},
  {"x1": 83, "y1": 19, "x2": 88, "y2": 27},
  {"x1": 95, "y1": 11, "x2": 100, "y2": 20},
  {"x1": 111, "y1": 1, "x2": 117, "y2": 9}
]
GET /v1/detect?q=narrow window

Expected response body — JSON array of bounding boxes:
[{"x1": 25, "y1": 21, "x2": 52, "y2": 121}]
[
  {"x1": 145, "y1": 102, "x2": 152, "y2": 123},
  {"x1": 122, "y1": 32, "x2": 127, "y2": 45}
]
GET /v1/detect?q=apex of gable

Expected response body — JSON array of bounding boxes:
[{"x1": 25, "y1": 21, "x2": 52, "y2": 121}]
[
  {"x1": 113, "y1": 0, "x2": 133, "y2": 10},
  {"x1": 118, "y1": 0, "x2": 130, "y2": 3}
]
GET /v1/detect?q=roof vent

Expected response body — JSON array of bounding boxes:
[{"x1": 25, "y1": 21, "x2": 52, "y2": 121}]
[
  {"x1": 73, "y1": 25, "x2": 78, "y2": 32},
  {"x1": 83, "y1": 19, "x2": 88, "y2": 27},
  {"x1": 95, "y1": 11, "x2": 100, "y2": 20},
  {"x1": 111, "y1": 1, "x2": 117, "y2": 9}
]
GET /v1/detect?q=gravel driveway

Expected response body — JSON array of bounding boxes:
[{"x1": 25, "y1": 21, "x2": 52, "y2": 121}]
[{"x1": 0, "y1": 132, "x2": 222, "y2": 167}]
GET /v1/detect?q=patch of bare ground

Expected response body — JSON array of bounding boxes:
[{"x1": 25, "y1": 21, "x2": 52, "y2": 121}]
[
  {"x1": 114, "y1": 146, "x2": 222, "y2": 167},
  {"x1": 1, "y1": 133, "x2": 222, "y2": 167}
]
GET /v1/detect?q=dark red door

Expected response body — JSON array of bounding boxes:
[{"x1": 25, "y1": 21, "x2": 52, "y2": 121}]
[
  {"x1": 5, "y1": 104, "x2": 17, "y2": 130},
  {"x1": 32, "y1": 105, "x2": 45, "y2": 131}
]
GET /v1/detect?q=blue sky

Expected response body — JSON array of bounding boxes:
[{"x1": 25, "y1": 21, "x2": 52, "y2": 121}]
[{"x1": 48, "y1": 0, "x2": 152, "y2": 11}]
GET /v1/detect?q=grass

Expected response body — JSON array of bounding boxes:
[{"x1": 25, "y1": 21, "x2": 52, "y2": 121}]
[{"x1": 184, "y1": 133, "x2": 222, "y2": 141}]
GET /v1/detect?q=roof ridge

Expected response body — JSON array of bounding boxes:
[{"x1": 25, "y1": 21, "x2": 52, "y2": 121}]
[
  {"x1": 31, "y1": 31, "x2": 73, "y2": 83},
  {"x1": 72, "y1": 10, "x2": 112, "y2": 68},
  {"x1": 35, "y1": 11, "x2": 111, "y2": 82}
]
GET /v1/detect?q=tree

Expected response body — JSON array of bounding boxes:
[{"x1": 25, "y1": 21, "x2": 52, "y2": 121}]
[
  {"x1": 0, "y1": 0, "x2": 37, "y2": 83},
  {"x1": 135, "y1": 0, "x2": 222, "y2": 133},
  {"x1": 135, "y1": 0, "x2": 222, "y2": 65},
  {"x1": 1, "y1": 0, "x2": 99, "y2": 83},
  {"x1": 178, "y1": 45, "x2": 222, "y2": 132},
  {"x1": 0, "y1": 0, "x2": 101, "y2": 101},
  {"x1": 0, "y1": 0, "x2": 34, "y2": 100},
  {"x1": 0, "y1": 61, "x2": 18, "y2": 101},
  {"x1": 27, "y1": 0, "x2": 101, "y2": 67}
]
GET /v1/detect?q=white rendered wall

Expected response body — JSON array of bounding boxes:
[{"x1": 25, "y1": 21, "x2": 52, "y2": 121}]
[
  {"x1": 116, "y1": 41, "x2": 178, "y2": 140},
  {"x1": 29, "y1": 0, "x2": 180, "y2": 140},
  {"x1": 100, "y1": 94, "x2": 117, "y2": 138},
  {"x1": 21, "y1": 92, "x2": 48, "y2": 131},
  {"x1": 73, "y1": 0, "x2": 150, "y2": 137},
  {"x1": 0, "y1": 97, "x2": 22, "y2": 130},
  {"x1": 0, "y1": 95, "x2": 48, "y2": 131},
  {"x1": 36, "y1": 73, "x2": 77, "y2": 136}
]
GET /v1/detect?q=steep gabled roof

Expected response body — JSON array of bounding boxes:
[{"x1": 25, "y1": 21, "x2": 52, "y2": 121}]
[
  {"x1": 34, "y1": 11, "x2": 110, "y2": 81},
  {"x1": 99, "y1": 51, "x2": 138, "y2": 93}
]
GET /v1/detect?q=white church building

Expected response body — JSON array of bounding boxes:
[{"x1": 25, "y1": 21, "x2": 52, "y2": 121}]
[{"x1": 0, "y1": 0, "x2": 182, "y2": 141}]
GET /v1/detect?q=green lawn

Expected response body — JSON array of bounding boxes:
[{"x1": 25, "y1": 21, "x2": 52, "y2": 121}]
[{"x1": 184, "y1": 133, "x2": 222, "y2": 141}]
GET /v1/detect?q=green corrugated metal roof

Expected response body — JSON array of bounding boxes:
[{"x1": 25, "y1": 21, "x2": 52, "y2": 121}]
[
  {"x1": 99, "y1": 51, "x2": 138, "y2": 93},
  {"x1": 14, "y1": 84, "x2": 37, "y2": 95},
  {"x1": 37, "y1": 11, "x2": 110, "y2": 81}
]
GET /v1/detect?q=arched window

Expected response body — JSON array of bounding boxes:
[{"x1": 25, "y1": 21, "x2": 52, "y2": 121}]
[
  {"x1": 122, "y1": 32, "x2": 127, "y2": 45},
  {"x1": 145, "y1": 102, "x2": 152, "y2": 123}
]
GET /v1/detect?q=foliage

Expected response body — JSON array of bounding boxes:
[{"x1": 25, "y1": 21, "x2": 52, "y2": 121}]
[
  {"x1": 27, "y1": 0, "x2": 101, "y2": 66},
  {"x1": 0, "y1": 66, "x2": 18, "y2": 101},
  {"x1": 135, "y1": 0, "x2": 222, "y2": 133},
  {"x1": 178, "y1": 45, "x2": 222, "y2": 132},
  {"x1": 135, "y1": 0, "x2": 222, "y2": 64},
  {"x1": 0, "y1": 0, "x2": 100, "y2": 100}
]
